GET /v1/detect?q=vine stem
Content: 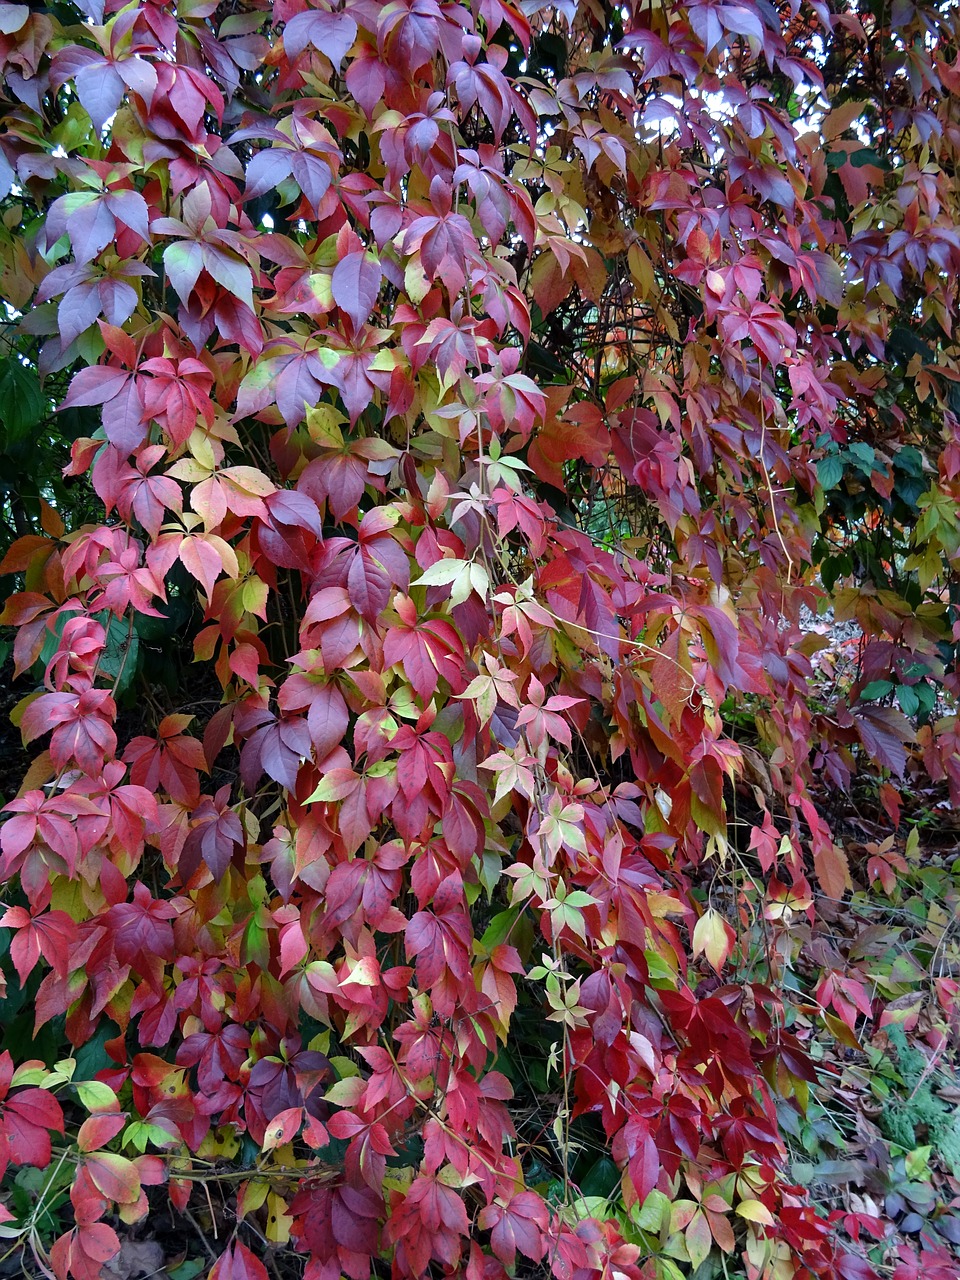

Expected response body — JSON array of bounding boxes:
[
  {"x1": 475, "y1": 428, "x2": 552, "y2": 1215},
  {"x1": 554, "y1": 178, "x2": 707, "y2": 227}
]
[{"x1": 757, "y1": 362, "x2": 796, "y2": 586}]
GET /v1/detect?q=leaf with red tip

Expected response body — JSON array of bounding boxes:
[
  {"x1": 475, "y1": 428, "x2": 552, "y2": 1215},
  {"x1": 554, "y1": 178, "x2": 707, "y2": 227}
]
[
  {"x1": 77, "y1": 1112, "x2": 126, "y2": 1154},
  {"x1": 84, "y1": 1152, "x2": 141, "y2": 1204}
]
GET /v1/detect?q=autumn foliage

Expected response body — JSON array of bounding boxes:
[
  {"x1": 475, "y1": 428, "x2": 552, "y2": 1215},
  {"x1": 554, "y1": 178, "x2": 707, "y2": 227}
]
[{"x1": 1, "y1": 0, "x2": 960, "y2": 1277}]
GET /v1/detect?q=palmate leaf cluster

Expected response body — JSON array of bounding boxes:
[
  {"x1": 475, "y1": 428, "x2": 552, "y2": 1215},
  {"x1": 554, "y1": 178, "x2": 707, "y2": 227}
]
[{"x1": 0, "y1": 0, "x2": 959, "y2": 1279}]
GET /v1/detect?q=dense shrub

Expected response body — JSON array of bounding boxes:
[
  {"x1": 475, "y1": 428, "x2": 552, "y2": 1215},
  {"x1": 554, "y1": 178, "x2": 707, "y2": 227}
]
[{"x1": 1, "y1": 0, "x2": 960, "y2": 1278}]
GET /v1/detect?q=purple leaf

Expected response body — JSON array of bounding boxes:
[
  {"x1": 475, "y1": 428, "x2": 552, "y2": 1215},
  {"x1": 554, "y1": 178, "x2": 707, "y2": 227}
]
[
  {"x1": 236, "y1": 353, "x2": 289, "y2": 418},
  {"x1": 275, "y1": 354, "x2": 327, "y2": 428},
  {"x1": 202, "y1": 244, "x2": 254, "y2": 311},
  {"x1": 98, "y1": 278, "x2": 139, "y2": 328},
  {"x1": 265, "y1": 489, "x2": 323, "y2": 537},
  {"x1": 116, "y1": 56, "x2": 158, "y2": 99},
  {"x1": 49, "y1": 45, "x2": 101, "y2": 87},
  {"x1": 104, "y1": 189, "x2": 152, "y2": 242},
  {"x1": 104, "y1": 378, "x2": 148, "y2": 452},
  {"x1": 75, "y1": 64, "x2": 125, "y2": 132},
  {"x1": 58, "y1": 282, "x2": 102, "y2": 349},
  {"x1": 243, "y1": 148, "x2": 295, "y2": 203},
  {"x1": 853, "y1": 704, "x2": 913, "y2": 778},
  {"x1": 331, "y1": 251, "x2": 381, "y2": 332},
  {"x1": 36, "y1": 262, "x2": 90, "y2": 304},
  {"x1": 283, "y1": 9, "x2": 357, "y2": 65},
  {"x1": 288, "y1": 151, "x2": 333, "y2": 213},
  {"x1": 0, "y1": 146, "x2": 12, "y2": 199},
  {"x1": 163, "y1": 241, "x2": 205, "y2": 304},
  {"x1": 0, "y1": 6, "x2": 28, "y2": 34},
  {"x1": 65, "y1": 195, "x2": 117, "y2": 265},
  {"x1": 62, "y1": 366, "x2": 132, "y2": 408}
]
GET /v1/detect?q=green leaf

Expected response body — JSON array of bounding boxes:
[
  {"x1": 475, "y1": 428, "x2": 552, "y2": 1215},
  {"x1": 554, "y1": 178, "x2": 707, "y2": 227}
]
[
  {"x1": 847, "y1": 442, "x2": 876, "y2": 475},
  {"x1": 168, "y1": 1260, "x2": 207, "y2": 1280},
  {"x1": 905, "y1": 1146, "x2": 931, "y2": 1179},
  {"x1": 817, "y1": 455, "x2": 844, "y2": 490},
  {"x1": 579, "y1": 1155, "x2": 620, "y2": 1198},
  {"x1": 632, "y1": 1188, "x2": 670, "y2": 1232},
  {"x1": 915, "y1": 682, "x2": 936, "y2": 715},
  {"x1": 0, "y1": 358, "x2": 46, "y2": 446},
  {"x1": 895, "y1": 684, "x2": 920, "y2": 717},
  {"x1": 76, "y1": 1079, "x2": 118, "y2": 1112},
  {"x1": 644, "y1": 950, "x2": 677, "y2": 988},
  {"x1": 894, "y1": 446, "x2": 924, "y2": 477},
  {"x1": 860, "y1": 680, "x2": 893, "y2": 701},
  {"x1": 413, "y1": 558, "x2": 469, "y2": 587},
  {"x1": 850, "y1": 146, "x2": 888, "y2": 169},
  {"x1": 122, "y1": 1119, "x2": 179, "y2": 1152}
]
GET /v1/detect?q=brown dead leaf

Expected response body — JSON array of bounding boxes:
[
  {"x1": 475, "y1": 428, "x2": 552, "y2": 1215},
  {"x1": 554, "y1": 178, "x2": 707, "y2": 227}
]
[{"x1": 103, "y1": 1239, "x2": 165, "y2": 1280}]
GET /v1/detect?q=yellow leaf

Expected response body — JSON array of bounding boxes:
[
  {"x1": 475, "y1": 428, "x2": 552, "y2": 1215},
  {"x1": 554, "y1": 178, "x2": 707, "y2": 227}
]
[
  {"x1": 737, "y1": 1199, "x2": 774, "y2": 1226},
  {"x1": 305, "y1": 403, "x2": 346, "y2": 448},
  {"x1": 645, "y1": 893, "x2": 685, "y2": 917},
  {"x1": 237, "y1": 1178, "x2": 270, "y2": 1219},
  {"x1": 692, "y1": 908, "x2": 734, "y2": 973},
  {"x1": 823, "y1": 1012, "x2": 862, "y2": 1052},
  {"x1": 627, "y1": 242, "x2": 655, "y2": 300},
  {"x1": 266, "y1": 1191, "x2": 293, "y2": 1243}
]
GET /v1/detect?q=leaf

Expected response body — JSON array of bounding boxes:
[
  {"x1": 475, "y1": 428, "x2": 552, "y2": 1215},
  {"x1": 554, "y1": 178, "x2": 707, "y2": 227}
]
[
  {"x1": 813, "y1": 842, "x2": 851, "y2": 901},
  {"x1": 691, "y1": 908, "x2": 734, "y2": 973},
  {"x1": 853, "y1": 704, "x2": 913, "y2": 777},
  {"x1": 685, "y1": 1210, "x2": 712, "y2": 1270},
  {"x1": 163, "y1": 240, "x2": 205, "y2": 304},
  {"x1": 49, "y1": 1223, "x2": 121, "y2": 1280},
  {"x1": 77, "y1": 1112, "x2": 126, "y2": 1153},
  {"x1": 331, "y1": 251, "x2": 382, "y2": 332},
  {"x1": 860, "y1": 680, "x2": 894, "y2": 701},
  {"x1": 208, "y1": 1242, "x2": 269, "y2": 1280},
  {"x1": 0, "y1": 6, "x2": 28, "y2": 34},
  {"x1": 0, "y1": 358, "x2": 46, "y2": 444},
  {"x1": 261, "y1": 1107, "x2": 302, "y2": 1151},
  {"x1": 413, "y1": 558, "x2": 469, "y2": 587},
  {"x1": 823, "y1": 99, "x2": 866, "y2": 141},
  {"x1": 61, "y1": 365, "x2": 132, "y2": 408},
  {"x1": 737, "y1": 1199, "x2": 775, "y2": 1226},
  {"x1": 85, "y1": 1152, "x2": 141, "y2": 1203},
  {"x1": 244, "y1": 148, "x2": 295, "y2": 203},
  {"x1": 478, "y1": 1192, "x2": 549, "y2": 1267},
  {"x1": 283, "y1": 9, "x2": 357, "y2": 64},
  {"x1": 3, "y1": 1085, "x2": 64, "y2": 1169},
  {"x1": 76, "y1": 1080, "x2": 121, "y2": 1114},
  {"x1": 817, "y1": 454, "x2": 844, "y2": 490}
]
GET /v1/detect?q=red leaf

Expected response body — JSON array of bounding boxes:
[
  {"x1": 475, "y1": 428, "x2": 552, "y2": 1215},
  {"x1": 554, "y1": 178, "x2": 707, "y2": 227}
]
[
  {"x1": 84, "y1": 1152, "x2": 141, "y2": 1204},
  {"x1": 479, "y1": 1191, "x2": 549, "y2": 1266},
  {"x1": 77, "y1": 1113, "x2": 126, "y2": 1154},
  {"x1": 124, "y1": 715, "x2": 206, "y2": 807},
  {"x1": 208, "y1": 1242, "x2": 269, "y2": 1280},
  {"x1": 4, "y1": 1086, "x2": 64, "y2": 1170},
  {"x1": 50, "y1": 1223, "x2": 120, "y2": 1280}
]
